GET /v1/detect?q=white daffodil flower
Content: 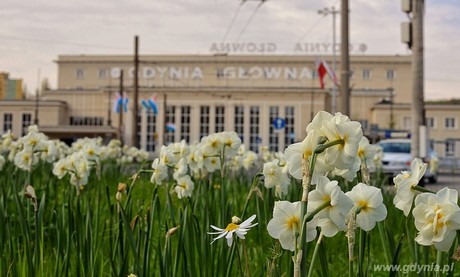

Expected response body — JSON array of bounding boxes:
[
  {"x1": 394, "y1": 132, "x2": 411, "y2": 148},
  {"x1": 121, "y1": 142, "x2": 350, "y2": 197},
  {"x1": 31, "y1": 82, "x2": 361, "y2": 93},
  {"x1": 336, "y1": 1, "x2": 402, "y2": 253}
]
[
  {"x1": 14, "y1": 149, "x2": 39, "y2": 172},
  {"x1": 284, "y1": 130, "x2": 333, "y2": 184},
  {"x1": 413, "y1": 187, "x2": 460, "y2": 252},
  {"x1": 346, "y1": 183, "x2": 387, "y2": 232},
  {"x1": 320, "y1": 113, "x2": 363, "y2": 170},
  {"x1": 209, "y1": 214, "x2": 258, "y2": 247},
  {"x1": 150, "y1": 158, "x2": 169, "y2": 185},
  {"x1": 174, "y1": 175, "x2": 194, "y2": 199},
  {"x1": 357, "y1": 136, "x2": 378, "y2": 166},
  {"x1": 263, "y1": 159, "x2": 291, "y2": 197},
  {"x1": 393, "y1": 158, "x2": 427, "y2": 216},
  {"x1": 308, "y1": 176, "x2": 353, "y2": 237},
  {"x1": 267, "y1": 201, "x2": 317, "y2": 252}
]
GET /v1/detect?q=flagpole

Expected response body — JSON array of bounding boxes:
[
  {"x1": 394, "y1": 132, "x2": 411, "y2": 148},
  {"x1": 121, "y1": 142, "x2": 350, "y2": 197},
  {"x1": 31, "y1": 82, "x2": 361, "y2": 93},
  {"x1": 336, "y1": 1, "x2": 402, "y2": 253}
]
[
  {"x1": 318, "y1": 6, "x2": 339, "y2": 114},
  {"x1": 118, "y1": 70, "x2": 124, "y2": 145}
]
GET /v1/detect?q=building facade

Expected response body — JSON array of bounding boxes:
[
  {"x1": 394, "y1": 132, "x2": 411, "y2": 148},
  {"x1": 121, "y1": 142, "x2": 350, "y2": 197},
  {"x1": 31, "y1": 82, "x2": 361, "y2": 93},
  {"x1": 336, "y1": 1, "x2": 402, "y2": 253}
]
[
  {"x1": 1, "y1": 54, "x2": 460, "y2": 157},
  {"x1": 0, "y1": 72, "x2": 23, "y2": 100}
]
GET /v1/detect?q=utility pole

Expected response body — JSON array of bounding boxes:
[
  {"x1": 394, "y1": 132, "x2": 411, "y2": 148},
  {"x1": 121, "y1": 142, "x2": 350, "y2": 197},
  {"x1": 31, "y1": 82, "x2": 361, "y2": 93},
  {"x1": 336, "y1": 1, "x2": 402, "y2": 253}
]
[
  {"x1": 340, "y1": 0, "x2": 350, "y2": 116},
  {"x1": 107, "y1": 88, "x2": 112, "y2": 127},
  {"x1": 34, "y1": 69, "x2": 40, "y2": 125},
  {"x1": 118, "y1": 70, "x2": 124, "y2": 145},
  {"x1": 318, "y1": 6, "x2": 339, "y2": 114},
  {"x1": 132, "y1": 35, "x2": 140, "y2": 148},
  {"x1": 411, "y1": 0, "x2": 425, "y2": 159}
]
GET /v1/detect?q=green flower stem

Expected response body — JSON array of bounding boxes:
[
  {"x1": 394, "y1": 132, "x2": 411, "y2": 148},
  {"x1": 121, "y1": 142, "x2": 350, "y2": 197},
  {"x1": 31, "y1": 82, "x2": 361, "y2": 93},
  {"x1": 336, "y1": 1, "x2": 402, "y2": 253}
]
[
  {"x1": 412, "y1": 185, "x2": 435, "y2": 194},
  {"x1": 297, "y1": 138, "x2": 344, "y2": 277},
  {"x1": 240, "y1": 172, "x2": 263, "y2": 219},
  {"x1": 298, "y1": 156, "x2": 312, "y2": 277},
  {"x1": 242, "y1": 240, "x2": 250, "y2": 277},
  {"x1": 358, "y1": 228, "x2": 366, "y2": 277},
  {"x1": 307, "y1": 232, "x2": 324, "y2": 277},
  {"x1": 304, "y1": 201, "x2": 331, "y2": 223},
  {"x1": 436, "y1": 251, "x2": 443, "y2": 277},
  {"x1": 314, "y1": 139, "x2": 344, "y2": 155}
]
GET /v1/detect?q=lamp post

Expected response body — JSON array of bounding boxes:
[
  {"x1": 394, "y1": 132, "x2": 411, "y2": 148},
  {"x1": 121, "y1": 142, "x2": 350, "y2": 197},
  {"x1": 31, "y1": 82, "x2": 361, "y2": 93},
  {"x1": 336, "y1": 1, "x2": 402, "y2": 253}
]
[
  {"x1": 388, "y1": 87, "x2": 395, "y2": 129},
  {"x1": 318, "y1": 6, "x2": 339, "y2": 114}
]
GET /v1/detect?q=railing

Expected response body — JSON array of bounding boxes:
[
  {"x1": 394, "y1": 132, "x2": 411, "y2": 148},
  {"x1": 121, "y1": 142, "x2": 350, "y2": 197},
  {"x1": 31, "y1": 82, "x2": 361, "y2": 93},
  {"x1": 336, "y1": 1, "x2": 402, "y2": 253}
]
[{"x1": 439, "y1": 157, "x2": 460, "y2": 174}]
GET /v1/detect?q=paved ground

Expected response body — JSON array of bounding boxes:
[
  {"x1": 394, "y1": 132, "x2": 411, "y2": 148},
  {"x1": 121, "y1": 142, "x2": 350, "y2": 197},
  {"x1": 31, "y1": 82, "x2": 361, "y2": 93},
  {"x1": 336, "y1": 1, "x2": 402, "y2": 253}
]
[{"x1": 425, "y1": 173, "x2": 460, "y2": 192}]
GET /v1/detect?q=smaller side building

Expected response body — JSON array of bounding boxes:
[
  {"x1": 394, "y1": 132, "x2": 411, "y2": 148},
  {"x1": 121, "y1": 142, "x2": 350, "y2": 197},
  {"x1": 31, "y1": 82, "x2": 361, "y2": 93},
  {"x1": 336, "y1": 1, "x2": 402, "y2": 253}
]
[{"x1": 0, "y1": 72, "x2": 23, "y2": 100}]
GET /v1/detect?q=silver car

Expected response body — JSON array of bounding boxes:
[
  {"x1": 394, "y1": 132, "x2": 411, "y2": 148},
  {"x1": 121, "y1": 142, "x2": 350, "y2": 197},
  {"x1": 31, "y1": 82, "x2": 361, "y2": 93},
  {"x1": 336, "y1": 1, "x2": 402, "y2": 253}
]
[{"x1": 377, "y1": 138, "x2": 439, "y2": 183}]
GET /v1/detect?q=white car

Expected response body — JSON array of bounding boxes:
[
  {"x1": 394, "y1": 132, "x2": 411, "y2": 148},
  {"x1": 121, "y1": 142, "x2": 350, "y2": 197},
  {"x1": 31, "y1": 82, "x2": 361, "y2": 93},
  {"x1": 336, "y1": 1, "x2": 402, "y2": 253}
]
[{"x1": 377, "y1": 139, "x2": 439, "y2": 183}]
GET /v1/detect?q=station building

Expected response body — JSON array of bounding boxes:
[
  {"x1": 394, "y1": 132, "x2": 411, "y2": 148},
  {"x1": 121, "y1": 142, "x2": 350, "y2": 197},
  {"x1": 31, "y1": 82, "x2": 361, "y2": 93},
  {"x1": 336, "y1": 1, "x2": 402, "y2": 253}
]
[{"x1": 1, "y1": 54, "x2": 459, "y2": 157}]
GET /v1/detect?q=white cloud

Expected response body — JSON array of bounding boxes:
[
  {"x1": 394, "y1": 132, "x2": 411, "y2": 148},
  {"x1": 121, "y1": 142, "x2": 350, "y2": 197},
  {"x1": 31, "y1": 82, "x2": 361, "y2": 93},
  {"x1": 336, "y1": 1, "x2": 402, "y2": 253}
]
[{"x1": 0, "y1": 0, "x2": 459, "y2": 100}]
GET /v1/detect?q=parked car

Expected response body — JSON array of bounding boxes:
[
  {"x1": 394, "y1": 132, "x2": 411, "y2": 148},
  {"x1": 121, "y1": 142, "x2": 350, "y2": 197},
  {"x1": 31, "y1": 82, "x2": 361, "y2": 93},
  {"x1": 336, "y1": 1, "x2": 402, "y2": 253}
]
[{"x1": 377, "y1": 138, "x2": 439, "y2": 183}]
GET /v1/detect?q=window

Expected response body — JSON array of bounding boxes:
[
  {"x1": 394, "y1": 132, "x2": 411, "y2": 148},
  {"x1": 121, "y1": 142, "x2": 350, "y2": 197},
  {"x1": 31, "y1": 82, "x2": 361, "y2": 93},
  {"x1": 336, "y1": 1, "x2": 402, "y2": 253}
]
[
  {"x1": 362, "y1": 69, "x2": 371, "y2": 80},
  {"x1": 249, "y1": 106, "x2": 260, "y2": 152},
  {"x1": 269, "y1": 106, "x2": 279, "y2": 152},
  {"x1": 99, "y1": 69, "x2": 107, "y2": 79},
  {"x1": 284, "y1": 106, "x2": 295, "y2": 146},
  {"x1": 445, "y1": 117, "x2": 456, "y2": 129},
  {"x1": 76, "y1": 69, "x2": 85, "y2": 79},
  {"x1": 402, "y1": 116, "x2": 411, "y2": 130},
  {"x1": 234, "y1": 106, "x2": 244, "y2": 142},
  {"x1": 180, "y1": 106, "x2": 191, "y2": 142},
  {"x1": 146, "y1": 110, "x2": 157, "y2": 152},
  {"x1": 386, "y1": 69, "x2": 394, "y2": 80},
  {"x1": 216, "y1": 68, "x2": 225, "y2": 78},
  {"x1": 427, "y1": 117, "x2": 436, "y2": 129},
  {"x1": 200, "y1": 106, "x2": 210, "y2": 139},
  {"x1": 311, "y1": 70, "x2": 318, "y2": 79},
  {"x1": 215, "y1": 106, "x2": 225, "y2": 133},
  {"x1": 22, "y1": 113, "x2": 32, "y2": 136},
  {"x1": 358, "y1": 119, "x2": 369, "y2": 130},
  {"x1": 3, "y1": 113, "x2": 13, "y2": 132},
  {"x1": 446, "y1": 140, "x2": 456, "y2": 157},
  {"x1": 165, "y1": 106, "x2": 176, "y2": 145},
  {"x1": 70, "y1": 116, "x2": 104, "y2": 126}
]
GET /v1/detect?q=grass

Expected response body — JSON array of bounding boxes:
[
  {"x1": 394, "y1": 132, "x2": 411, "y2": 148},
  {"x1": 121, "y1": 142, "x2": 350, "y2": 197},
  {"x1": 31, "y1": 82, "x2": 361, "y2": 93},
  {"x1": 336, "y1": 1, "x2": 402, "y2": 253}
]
[{"x1": 0, "y1": 154, "x2": 459, "y2": 277}]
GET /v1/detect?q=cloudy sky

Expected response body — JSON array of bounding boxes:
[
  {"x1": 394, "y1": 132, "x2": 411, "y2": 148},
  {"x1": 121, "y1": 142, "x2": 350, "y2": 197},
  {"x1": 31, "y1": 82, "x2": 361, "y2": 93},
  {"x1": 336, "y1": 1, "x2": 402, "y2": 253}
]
[{"x1": 1, "y1": 0, "x2": 459, "y2": 100}]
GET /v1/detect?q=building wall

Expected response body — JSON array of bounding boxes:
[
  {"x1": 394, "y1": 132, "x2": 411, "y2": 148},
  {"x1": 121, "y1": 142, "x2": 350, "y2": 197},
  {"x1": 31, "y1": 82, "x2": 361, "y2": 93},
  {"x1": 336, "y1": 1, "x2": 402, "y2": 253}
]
[
  {"x1": 0, "y1": 72, "x2": 23, "y2": 100},
  {"x1": 372, "y1": 104, "x2": 460, "y2": 157},
  {"x1": 55, "y1": 55, "x2": 411, "y2": 102},
  {"x1": 5, "y1": 54, "x2": 460, "y2": 158},
  {"x1": 0, "y1": 100, "x2": 67, "y2": 138}
]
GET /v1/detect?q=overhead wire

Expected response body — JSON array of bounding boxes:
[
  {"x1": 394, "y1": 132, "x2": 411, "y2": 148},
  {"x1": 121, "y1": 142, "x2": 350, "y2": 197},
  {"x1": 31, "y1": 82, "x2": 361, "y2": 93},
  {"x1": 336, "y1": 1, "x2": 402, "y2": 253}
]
[
  {"x1": 0, "y1": 34, "x2": 131, "y2": 51},
  {"x1": 220, "y1": 1, "x2": 245, "y2": 43},
  {"x1": 234, "y1": 0, "x2": 265, "y2": 42},
  {"x1": 295, "y1": 0, "x2": 340, "y2": 45}
]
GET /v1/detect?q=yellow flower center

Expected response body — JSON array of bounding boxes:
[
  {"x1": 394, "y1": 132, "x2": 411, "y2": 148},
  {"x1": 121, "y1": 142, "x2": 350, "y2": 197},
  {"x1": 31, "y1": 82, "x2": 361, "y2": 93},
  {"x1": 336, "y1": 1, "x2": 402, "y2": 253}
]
[
  {"x1": 303, "y1": 150, "x2": 312, "y2": 159},
  {"x1": 357, "y1": 200, "x2": 369, "y2": 211},
  {"x1": 225, "y1": 223, "x2": 239, "y2": 231},
  {"x1": 287, "y1": 216, "x2": 300, "y2": 231},
  {"x1": 432, "y1": 208, "x2": 445, "y2": 235}
]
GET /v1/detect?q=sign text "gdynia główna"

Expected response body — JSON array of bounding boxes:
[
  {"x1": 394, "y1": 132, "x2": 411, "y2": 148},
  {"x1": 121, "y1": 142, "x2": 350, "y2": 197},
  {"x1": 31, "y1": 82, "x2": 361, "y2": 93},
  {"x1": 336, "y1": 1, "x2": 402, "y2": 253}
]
[
  {"x1": 209, "y1": 42, "x2": 368, "y2": 54},
  {"x1": 110, "y1": 66, "x2": 315, "y2": 80}
]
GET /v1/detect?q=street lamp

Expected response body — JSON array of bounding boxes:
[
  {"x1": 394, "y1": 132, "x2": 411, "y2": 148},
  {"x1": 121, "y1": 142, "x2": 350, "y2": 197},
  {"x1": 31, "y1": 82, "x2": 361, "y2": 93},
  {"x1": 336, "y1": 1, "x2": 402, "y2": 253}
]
[
  {"x1": 388, "y1": 87, "x2": 395, "y2": 129},
  {"x1": 318, "y1": 6, "x2": 339, "y2": 114}
]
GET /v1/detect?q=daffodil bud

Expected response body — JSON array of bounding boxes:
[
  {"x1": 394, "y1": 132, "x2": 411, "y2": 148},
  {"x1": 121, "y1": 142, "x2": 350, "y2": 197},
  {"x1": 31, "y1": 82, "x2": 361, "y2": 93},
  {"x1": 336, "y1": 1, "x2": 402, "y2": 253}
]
[
  {"x1": 116, "y1": 191, "x2": 122, "y2": 202},
  {"x1": 118, "y1": 182, "x2": 127, "y2": 192},
  {"x1": 166, "y1": 226, "x2": 180, "y2": 238}
]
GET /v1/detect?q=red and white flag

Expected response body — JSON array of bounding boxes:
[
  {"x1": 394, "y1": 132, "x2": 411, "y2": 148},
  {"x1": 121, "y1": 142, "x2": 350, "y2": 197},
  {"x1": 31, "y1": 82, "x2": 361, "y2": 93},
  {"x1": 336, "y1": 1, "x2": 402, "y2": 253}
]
[{"x1": 316, "y1": 59, "x2": 338, "y2": 89}]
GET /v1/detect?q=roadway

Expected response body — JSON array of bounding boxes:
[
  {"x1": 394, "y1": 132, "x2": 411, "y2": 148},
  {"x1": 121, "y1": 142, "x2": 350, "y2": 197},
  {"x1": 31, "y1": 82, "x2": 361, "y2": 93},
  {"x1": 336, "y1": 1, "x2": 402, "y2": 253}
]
[{"x1": 425, "y1": 173, "x2": 460, "y2": 192}]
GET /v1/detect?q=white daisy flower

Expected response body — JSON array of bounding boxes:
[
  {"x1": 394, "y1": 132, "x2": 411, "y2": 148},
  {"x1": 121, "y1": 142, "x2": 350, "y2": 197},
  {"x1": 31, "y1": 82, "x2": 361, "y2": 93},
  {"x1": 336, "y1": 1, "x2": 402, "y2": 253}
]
[{"x1": 209, "y1": 214, "x2": 258, "y2": 247}]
